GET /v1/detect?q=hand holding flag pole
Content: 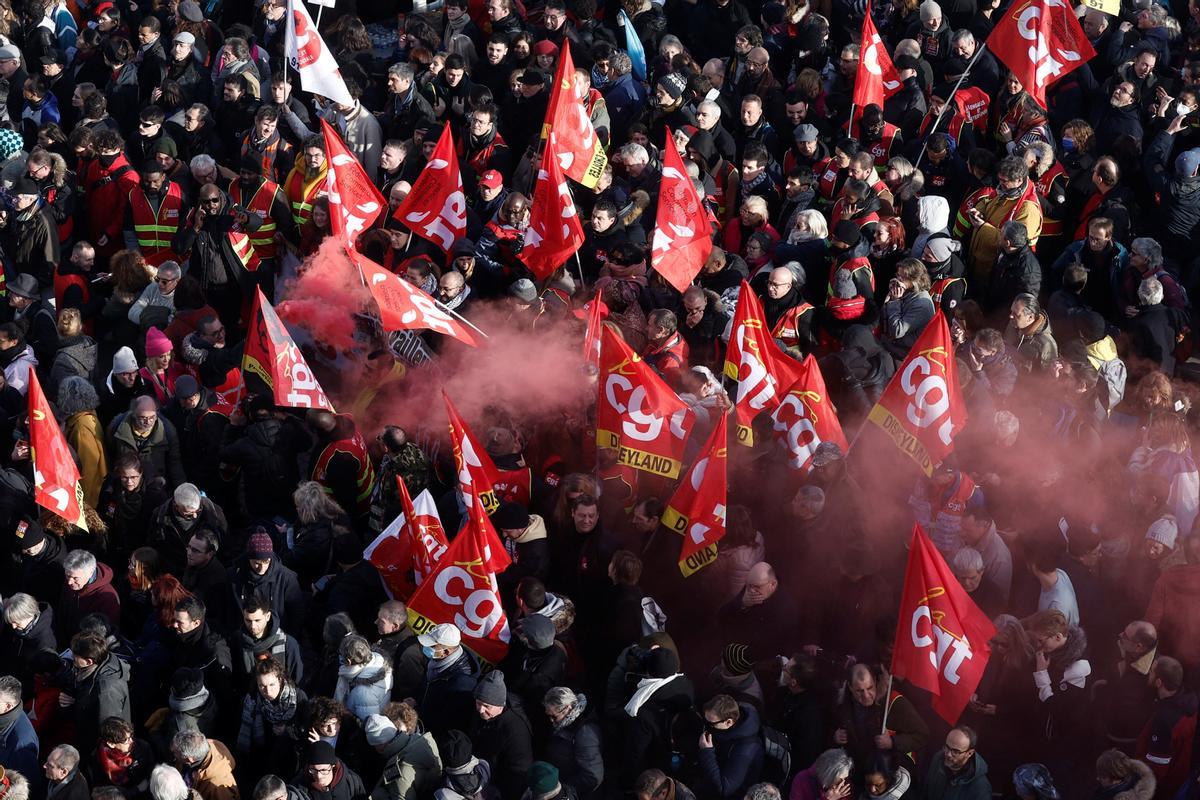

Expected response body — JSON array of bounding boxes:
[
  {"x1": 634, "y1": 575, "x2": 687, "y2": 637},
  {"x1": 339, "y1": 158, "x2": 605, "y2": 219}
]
[{"x1": 914, "y1": 44, "x2": 989, "y2": 169}]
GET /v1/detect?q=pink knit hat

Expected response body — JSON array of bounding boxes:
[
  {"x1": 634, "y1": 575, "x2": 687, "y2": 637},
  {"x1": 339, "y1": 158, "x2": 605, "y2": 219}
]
[{"x1": 145, "y1": 327, "x2": 172, "y2": 358}]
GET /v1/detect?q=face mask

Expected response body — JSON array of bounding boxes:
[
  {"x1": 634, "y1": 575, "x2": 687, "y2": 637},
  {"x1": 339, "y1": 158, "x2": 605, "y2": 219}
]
[
  {"x1": 1060, "y1": 137, "x2": 1075, "y2": 153},
  {"x1": 422, "y1": 645, "x2": 438, "y2": 659},
  {"x1": 98, "y1": 152, "x2": 119, "y2": 167},
  {"x1": 1178, "y1": 103, "x2": 1193, "y2": 117},
  {"x1": 998, "y1": 183, "x2": 1022, "y2": 199}
]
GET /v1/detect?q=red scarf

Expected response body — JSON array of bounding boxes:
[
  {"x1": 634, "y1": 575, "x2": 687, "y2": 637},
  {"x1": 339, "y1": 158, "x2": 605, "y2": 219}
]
[{"x1": 97, "y1": 745, "x2": 134, "y2": 785}]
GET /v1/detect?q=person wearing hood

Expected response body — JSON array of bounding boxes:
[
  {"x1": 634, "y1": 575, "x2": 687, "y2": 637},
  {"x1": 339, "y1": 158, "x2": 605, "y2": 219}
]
[
  {"x1": 911, "y1": 195, "x2": 952, "y2": 264},
  {"x1": 816, "y1": 268, "x2": 878, "y2": 352},
  {"x1": 1022, "y1": 610, "x2": 1091, "y2": 755},
  {"x1": 436, "y1": 729, "x2": 494, "y2": 800},
  {"x1": 332, "y1": 635, "x2": 392, "y2": 723},
  {"x1": 820, "y1": 326, "x2": 896, "y2": 427},
  {"x1": 696, "y1": 695, "x2": 763, "y2": 800},
  {"x1": 58, "y1": 549, "x2": 120, "y2": 640},
  {"x1": 987, "y1": 221, "x2": 1041, "y2": 313},
  {"x1": 232, "y1": 596, "x2": 303, "y2": 694},
  {"x1": 923, "y1": 726, "x2": 991, "y2": 800},
  {"x1": 152, "y1": 667, "x2": 220, "y2": 758},
  {"x1": 63, "y1": 632, "x2": 132, "y2": 756},
  {"x1": 494, "y1": 503, "x2": 551, "y2": 596},
  {"x1": 470, "y1": 671, "x2": 533, "y2": 800},
  {"x1": 543, "y1": 687, "x2": 603, "y2": 798},
  {"x1": 881, "y1": 259, "x2": 935, "y2": 361},
  {"x1": 1004, "y1": 295, "x2": 1058, "y2": 373},
  {"x1": 1070, "y1": 311, "x2": 1126, "y2": 412},
  {"x1": 1144, "y1": 118, "x2": 1200, "y2": 262},
  {"x1": 0, "y1": 323, "x2": 38, "y2": 397},
  {"x1": 364, "y1": 708, "x2": 442, "y2": 800},
  {"x1": 921, "y1": 236, "x2": 966, "y2": 313},
  {"x1": 827, "y1": 220, "x2": 875, "y2": 300}
]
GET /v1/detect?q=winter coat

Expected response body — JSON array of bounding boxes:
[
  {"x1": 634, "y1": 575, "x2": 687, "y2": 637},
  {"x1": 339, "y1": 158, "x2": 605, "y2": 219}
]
[
  {"x1": 1032, "y1": 625, "x2": 1091, "y2": 744},
  {"x1": 506, "y1": 642, "x2": 567, "y2": 713},
  {"x1": 334, "y1": 652, "x2": 393, "y2": 721},
  {"x1": 881, "y1": 291, "x2": 935, "y2": 360},
  {"x1": 1004, "y1": 312, "x2": 1058, "y2": 372},
  {"x1": 1, "y1": 603, "x2": 56, "y2": 683},
  {"x1": 14, "y1": 527, "x2": 66, "y2": 604},
  {"x1": 1128, "y1": 304, "x2": 1189, "y2": 376},
  {"x1": 1147, "y1": 565, "x2": 1200, "y2": 671},
  {"x1": 107, "y1": 413, "x2": 186, "y2": 488},
  {"x1": 169, "y1": 622, "x2": 234, "y2": 700},
  {"x1": 189, "y1": 740, "x2": 239, "y2": 800},
  {"x1": 1093, "y1": 758, "x2": 1155, "y2": 800},
  {"x1": 372, "y1": 730, "x2": 442, "y2": 800},
  {"x1": 148, "y1": 494, "x2": 229, "y2": 575},
  {"x1": 219, "y1": 416, "x2": 312, "y2": 519},
  {"x1": 622, "y1": 675, "x2": 696, "y2": 786},
  {"x1": 0, "y1": 708, "x2": 40, "y2": 781},
  {"x1": 544, "y1": 703, "x2": 603, "y2": 797},
  {"x1": 232, "y1": 616, "x2": 304, "y2": 690},
  {"x1": 833, "y1": 691, "x2": 929, "y2": 771},
  {"x1": 1145, "y1": 130, "x2": 1200, "y2": 253},
  {"x1": 989, "y1": 245, "x2": 1042, "y2": 311},
  {"x1": 67, "y1": 652, "x2": 132, "y2": 752},
  {"x1": 921, "y1": 754, "x2": 991, "y2": 800},
  {"x1": 499, "y1": 515, "x2": 551, "y2": 591},
  {"x1": 471, "y1": 703, "x2": 534, "y2": 800},
  {"x1": 292, "y1": 761, "x2": 367, "y2": 800},
  {"x1": 229, "y1": 557, "x2": 305, "y2": 634},
  {"x1": 697, "y1": 703, "x2": 764, "y2": 799},
  {"x1": 98, "y1": 474, "x2": 169, "y2": 560},
  {"x1": 65, "y1": 410, "x2": 108, "y2": 508},
  {"x1": 967, "y1": 190, "x2": 1043, "y2": 282},
  {"x1": 57, "y1": 561, "x2": 121, "y2": 641},
  {"x1": 49, "y1": 334, "x2": 97, "y2": 396},
  {"x1": 323, "y1": 560, "x2": 390, "y2": 639},
  {"x1": 418, "y1": 648, "x2": 481, "y2": 736},
  {"x1": 2, "y1": 344, "x2": 37, "y2": 395}
]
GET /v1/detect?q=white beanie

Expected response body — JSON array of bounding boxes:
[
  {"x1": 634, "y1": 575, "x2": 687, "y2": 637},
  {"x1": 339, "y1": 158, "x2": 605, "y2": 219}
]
[
  {"x1": 112, "y1": 346, "x2": 138, "y2": 374},
  {"x1": 920, "y1": 0, "x2": 941, "y2": 21},
  {"x1": 1147, "y1": 515, "x2": 1179, "y2": 550}
]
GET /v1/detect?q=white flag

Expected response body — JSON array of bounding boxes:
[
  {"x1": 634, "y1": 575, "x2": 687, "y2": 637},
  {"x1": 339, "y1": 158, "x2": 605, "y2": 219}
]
[{"x1": 284, "y1": 0, "x2": 354, "y2": 107}]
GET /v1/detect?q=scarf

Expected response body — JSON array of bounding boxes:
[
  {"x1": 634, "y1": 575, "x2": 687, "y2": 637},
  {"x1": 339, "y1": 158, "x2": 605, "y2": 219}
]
[
  {"x1": 762, "y1": 286, "x2": 802, "y2": 329},
  {"x1": 96, "y1": 745, "x2": 135, "y2": 785},
  {"x1": 0, "y1": 339, "x2": 26, "y2": 368},
  {"x1": 553, "y1": 694, "x2": 587, "y2": 730},
  {"x1": 0, "y1": 704, "x2": 21, "y2": 738},
  {"x1": 429, "y1": 647, "x2": 466, "y2": 677},
  {"x1": 443, "y1": 285, "x2": 471, "y2": 311},
  {"x1": 238, "y1": 683, "x2": 298, "y2": 751},
  {"x1": 445, "y1": 758, "x2": 485, "y2": 796},
  {"x1": 170, "y1": 686, "x2": 210, "y2": 714},
  {"x1": 624, "y1": 673, "x2": 682, "y2": 717}
]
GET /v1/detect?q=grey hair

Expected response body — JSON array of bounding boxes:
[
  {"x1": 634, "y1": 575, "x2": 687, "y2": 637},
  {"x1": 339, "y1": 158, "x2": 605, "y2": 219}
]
[
  {"x1": 1132, "y1": 237, "x2": 1164, "y2": 268},
  {"x1": 1001, "y1": 220, "x2": 1028, "y2": 248},
  {"x1": 1013, "y1": 293, "x2": 1040, "y2": 317},
  {"x1": 609, "y1": 51, "x2": 632, "y2": 77},
  {"x1": 795, "y1": 209, "x2": 828, "y2": 239},
  {"x1": 543, "y1": 686, "x2": 578, "y2": 710},
  {"x1": 2, "y1": 593, "x2": 39, "y2": 625},
  {"x1": 745, "y1": 784, "x2": 782, "y2": 800},
  {"x1": 253, "y1": 776, "x2": 287, "y2": 800},
  {"x1": 0, "y1": 675, "x2": 22, "y2": 706},
  {"x1": 171, "y1": 730, "x2": 210, "y2": 762},
  {"x1": 49, "y1": 744, "x2": 80, "y2": 772},
  {"x1": 63, "y1": 549, "x2": 97, "y2": 575},
  {"x1": 157, "y1": 261, "x2": 182, "y2": 280},
  {"x1": 294, "y1": 481, "x2": 346, "y2": 524},
  {"x1": 953, "y1": 547, "x2": 984, "y2": 574},
  {"x1": 173, "y1": 483, "x2": 201, "y2": 510},
  {"x1": 339, "y1": 634, "x2": 373, "y2": 666},
  {"x1": 813, "y1": 749, "x2": 853, "y2": 790},
  {"x1": 994, "y1": 410, "x2": 1020, "y2": 439},
  {"x1": 388, "y1": 62, "x2": 416, "y2": 81},
  {"x1": 187, "y1": 103, "x2": 210, "y2": 121},
  {"x1": 190, "y1": 153, "x2": 216, "y2": 173},
  {"x1": 619, "y1": 143, "x2": 649, "y2": 165},
  {"x1": 950, "y1": 29, "x2": 975, "y2": 46},
  {"x1": 1139, "y1": 277, "x2": 1164, "y2": 306},
  {"x1": 57, "y1": 376, "x2": 100, "y2": 416},
  {"x1": 658, "y1": 34, "x2": 683, "y2": 55},
  {"x1": 698, "y1": 99, "x2": 721, "y2": 118},
  {"x1": 149, "y1": 765, "x2": 189, "y2": 800}
]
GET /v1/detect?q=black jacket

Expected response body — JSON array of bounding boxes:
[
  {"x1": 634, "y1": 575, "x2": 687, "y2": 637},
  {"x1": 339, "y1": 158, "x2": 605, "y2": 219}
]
[
  {"x1": 989, "y1": 245, "x2": 1042, "y2": 311},
  {"x1": 219, "y1": 415, "x2": 313, "y2": 520},
  {"x1": 0, "y1": 603, "x2": 56, "y2": 688},
  {"x1": 1128, "y1": 303, "x2": 1189, "y2": 375},
  {"x1": 471, "y1": 702, "x2": 534, "y2": 800},
  {"x1": 622, "y1": 675, "x2": 696, "y2": 785},
  {"x1": 229, "y1": 556, "x2": 305, "y2": 635}
]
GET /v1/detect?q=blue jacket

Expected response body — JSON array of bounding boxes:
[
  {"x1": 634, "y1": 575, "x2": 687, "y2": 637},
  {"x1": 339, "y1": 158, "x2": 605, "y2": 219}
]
[
  {"x1": 604, "y1": 74, "x2": 647, "y2": 139},
  {"x1": 0, "y1": 709, "x2": 39, "y2": 783},
  {"x1": 697, "y1": 703, "x2": 764, "y2": 800}
]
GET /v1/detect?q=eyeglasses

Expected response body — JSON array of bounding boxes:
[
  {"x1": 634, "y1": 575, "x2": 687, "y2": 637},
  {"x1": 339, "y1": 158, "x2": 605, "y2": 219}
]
[
  {"x1": 309, "y1": 766, "x2": 334, "y2": 776},
  {"x1": 201, "y1": 197, "x2": 221, "y2": 205},
  {"x1": 944, "y1": 745, "x2": 972, "y2": 756},
  {"x1": 157, "y1": 276, "x2": 178, "y2": 285}
]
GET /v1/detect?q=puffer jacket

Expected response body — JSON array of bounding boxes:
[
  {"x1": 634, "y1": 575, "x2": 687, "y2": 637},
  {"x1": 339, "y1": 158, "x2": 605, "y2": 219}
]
[
  {"x1": 910, "y1": 195, "x2": 951, "y2": 258},
  {"x1": 544, "y1": 699, "x2": 603, "y2": 797},
  {"x1": 1145, "y1": 130, "x2": 1200, "y2": 252},
  {"x1": 335, "y1": 652, "x2": 393, "y2": 721},
  {"x1": 696, "y1": 703, "x2": 764, "y2": 800},
  {"x1": 372, "y1": 730, "x2": 443, "y2": 800},
  {"x1": 49, "y1": 334, "x2": 97, "y2": 395}
]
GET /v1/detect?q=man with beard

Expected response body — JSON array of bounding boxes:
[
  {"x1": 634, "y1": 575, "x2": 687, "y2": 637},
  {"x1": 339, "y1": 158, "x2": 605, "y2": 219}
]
[
  {"x1": 109, "y1": 394, "x2": 187, "y2": 490},
  {"x1": 282, "y1": 135, "x2": 328, "y2": 227},
  {"x1": 758, "y1": 266, "x2": 815, "y2": 355},
  {"x1": 173, "y1": 184, "x2": 263, "y2": 330},
  {"x1": 231, "y1": 595, "x2": 302, "y2": 692},
  {"x1": 460, "y1": 103, "x2": 510, "y2": 181},
  {"x1": 228, "y1": 155, "x2": 294, "y2": 296},
  {"x1": 923, "y1": 727, "x2": 991, "y2": 800},
  {"x1": 438, "y1": 271, "x2": 474, "y2": 318},
  {"x1": 123, "y1": 161, "x2": 183, "y2": 269},
  {"x1": 164, "y1": 32, "x2": 210, "y2": 105},
  {"x1": 239, "y1": 106, "x2": 294, "y2": 186},
  {"x1": 855, "y1": 104, "x2": 903, "y2": 168},
  {"x1": 643, "y1": 310, "x2": 690, "y2": 388},
  {"x1": 98, "y1": 347, "x2": 151, "y2": 424},
  {"x1": 966, "y1": 156, "x2": 1042, "y2": 283}
]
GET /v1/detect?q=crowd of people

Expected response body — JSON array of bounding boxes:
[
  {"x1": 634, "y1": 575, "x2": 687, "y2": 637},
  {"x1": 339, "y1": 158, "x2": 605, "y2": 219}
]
[{"x1": 0, "y1": 0, "x2": 1198, "y2": 799}]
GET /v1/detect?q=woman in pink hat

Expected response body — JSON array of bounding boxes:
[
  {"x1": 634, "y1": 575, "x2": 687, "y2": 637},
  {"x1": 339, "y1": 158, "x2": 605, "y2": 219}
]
[{"x1": 140, "y1": 326, "x2": 187, "y2": 403}]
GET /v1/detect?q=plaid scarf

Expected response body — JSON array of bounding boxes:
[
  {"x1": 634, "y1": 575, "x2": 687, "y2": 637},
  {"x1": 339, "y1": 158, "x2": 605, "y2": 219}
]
[{"x1": 237, "y1": 683, "x2": 298, "y2": 752}]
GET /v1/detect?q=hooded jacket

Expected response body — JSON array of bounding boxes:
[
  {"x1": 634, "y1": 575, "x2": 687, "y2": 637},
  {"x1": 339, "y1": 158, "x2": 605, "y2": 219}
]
[
  {"x1": 57, "y1": 561, "x2": 121, "y2": 641},
  {"x1": 697, "y1": 703, "x2": 764, "y2": 799},
  {"x1": 374, "y1": 730, "x2": 443, "y2": 800},
  {"x1": 229, "y1": 556, "x2": 305, "y2": 634},
  {"x1": 69, "y1": 652, "x2": 132, "y2": 752},
  {"x1": 989, "y1": 244, "x2": 1042, "y2": 311},
  {"x1": 335, "y1": 652, "x2": 393, "y2": 721},
  {"x1": 1004, "y1": 312, "x2": 1058, "y2": 372},
  {"x1": 107, "y1": 413, "x2": 186, "y2": 489}
]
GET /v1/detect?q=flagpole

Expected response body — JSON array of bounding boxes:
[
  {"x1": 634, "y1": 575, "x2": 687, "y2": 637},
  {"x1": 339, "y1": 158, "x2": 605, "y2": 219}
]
[
  {"x1": 847, "y1": 103, "x2": 855, "y2": 136},
  {"x1": 438, "y1": 298, "x2": 491, "y2": 340},
  {"x1": 574, "y1": 252, "x2": 586, "y2": 289},
  {"x1": 879, "y1": 672, "x2": 895, "y2": 734},
  {"x1": 914, "y1": 44, "x2": 989, "y2": 169}
]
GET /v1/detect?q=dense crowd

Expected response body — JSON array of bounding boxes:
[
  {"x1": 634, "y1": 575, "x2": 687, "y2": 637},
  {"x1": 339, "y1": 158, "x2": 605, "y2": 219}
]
[{"x1": 0, "y1": 0, "x2": 1199, "y2": 800}]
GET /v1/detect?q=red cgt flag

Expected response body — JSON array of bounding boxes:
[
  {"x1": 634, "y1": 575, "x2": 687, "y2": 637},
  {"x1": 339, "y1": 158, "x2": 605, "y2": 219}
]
[
  {"x1": 542, "y1": 39, "x2": 608, "y2": 188},
  {"x1": 321, "y1": 119, "x2": 386, "y2": 243},
  {"x1": 28, "y1": 371, "x2": 88, "y2": 530},
  {"x1": 522, "y1": 134, "x2": 585, "y2": 280},
  {"x1": 652, "y1": 128, "x2": 713, "y2": 294},
  {"x1": 351, "y1": 249, "x2": 479, "y2": 346},
  {"x1": 406, "y1": 500, "x2": 512, "y2": 664},
  {"x1": 770, "y1": 355, "x2": 849, "y2": 471},
  {"x1": 867, "y1": 310, "x2": 967, "y2": 475},
  {"x1": 365, "y1": 477, "x2": 448, "y2": 599},
  {"x1": 444, "y1": 392, "x2": 502, "y2": 514},
  {"x1": 580, "y1": 290, "x2": 608, "y2": 372},
  {"x1": 986, "y1": 0, "x2": 1095, "y2": 107},
  {"x1": 242, "y1": 288, "x2": 334, "y2": 411},
  {"x1": 854, "y1": 2, "x2": 903, "y2": 110},
  {"x1": 597, "y1": 325, "x2": 694, "y2": 480},
  {"x1": 392, "y1": 125, "x2": 467, "y2": 254},
  {"x1": 723, "y1": 281, "x2": 806, "y2": 446},
  {"x1": 662, "y1": 413, "x2": 728, "y2": 576},
  {"x1": 891, "y1": 525, "x2": 996, "y2": 724}
]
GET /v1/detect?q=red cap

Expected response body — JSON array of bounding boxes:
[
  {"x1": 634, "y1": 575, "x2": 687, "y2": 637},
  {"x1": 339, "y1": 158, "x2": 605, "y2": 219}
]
[{"x1": 479, "y1": 170, "x2": 503, "y2": 191}]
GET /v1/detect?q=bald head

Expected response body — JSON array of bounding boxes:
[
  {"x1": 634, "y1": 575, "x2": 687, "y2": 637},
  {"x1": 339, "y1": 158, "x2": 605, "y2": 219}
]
[
  {"x1": 307, "y1": 409, "x2": 337, "y2": 433},
  {"x1": 743, "y1": 561, "x2": 778, "y2": 606},
  {"x1": 748, "y1": 46, "x2": 769, "y2": 63},
  {"x1": 767, "y1": 267, "x2": 795, "y2": 300}
]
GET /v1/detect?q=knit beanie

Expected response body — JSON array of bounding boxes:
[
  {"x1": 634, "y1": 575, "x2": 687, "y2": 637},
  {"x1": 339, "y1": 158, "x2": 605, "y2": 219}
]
[
  {"x1": 528, "y1": 762, "x2": 561, "y2": 800},
  {"x1": 474, "y1": 670, "x2": 507, "y2": 706},
  {"x1": 1147, "y1": 515, "x2": 1179, "y2": 550},
  {"x1": 112, "y1": 346, "x2": 138, "y2": 374},
  {"x1": 145, "y1": 327, "x2": 172, "y2": 358},
  {"x1": 722, "y1": 644, "x2": 754, "y2": 676}
]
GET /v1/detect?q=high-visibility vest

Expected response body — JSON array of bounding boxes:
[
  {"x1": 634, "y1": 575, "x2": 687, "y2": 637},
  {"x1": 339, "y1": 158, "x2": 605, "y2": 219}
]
[
  {"x1": 128, "y1": 182, "x2": 183, "y2": 267},
  {"x1": 229, "y1": 178, "x2": 282, "y2": 259},
  {"x1": 931, "y1": 276, "x2": 965, "y2": 310},
  {"x1": 228, "y1": 229, "x2": 261, "y2": 273},
  {"x1": 283, "y1": 165, "x2": 327, "y2": 226},
  {"x1": 311, "y1": 424, "x2": 376, "y2": 518},
  {"x1": 771, "y1": 302, "x2": 813, "y2": 350},
  {"x1": 1034, "y1": 162, "x2": 1068, "y2": 238}
]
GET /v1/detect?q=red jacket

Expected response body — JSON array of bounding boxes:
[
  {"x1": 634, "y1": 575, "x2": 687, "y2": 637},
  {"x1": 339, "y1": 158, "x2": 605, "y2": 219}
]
[
  {"x1": 81, "y1": 155, "x2": 138, "y2": 251},
  {"x1": 1147, "y1": 565, "x2": 1200, "y2": 670}
]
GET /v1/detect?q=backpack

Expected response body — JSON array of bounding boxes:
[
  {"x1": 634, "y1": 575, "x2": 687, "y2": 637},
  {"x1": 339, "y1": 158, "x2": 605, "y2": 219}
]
[{"x1": 760, "y1": 725, "x2": 792, "y2": 786}]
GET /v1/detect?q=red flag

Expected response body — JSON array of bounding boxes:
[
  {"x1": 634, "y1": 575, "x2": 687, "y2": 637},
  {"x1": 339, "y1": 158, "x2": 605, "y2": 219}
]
[
  {"x1": 581, "y1": 290, "x2": 608, "y2": 372},
  {"x1": 854, "y1": 2, "x2": 903, "y2": 110},
  {"x1": 891, "y1": 525, "x2": 995, "y2": 724},
  {"x1": 867, "y1": 310, "x2": 966, "y2": 475},
  {"x1": 597, "y1": 325, "x2": 695, "y2": 480},
  {"x1": 542, "y1": 40, "x2": 608, "y2": 188},
  {"x1": 392, "y1": 125, "x2": 467, "y2": 253},
  {"x1": 27, "y1": 371, "x2": 87, "y2": 530},
  {"x1": 770, "y1": 355, "x2": 849, "y2": 471},
  {"x1": 444, "y1": 392, "x2": 502, "y2": 514},
  {"x1": 365, "y1": 479, "x2": 449, "y2": 599},
  {"x1": 351, "y1": 249, "x2": 479, "y2": 346},
  {"x1": 662, "y1": 413, "x2": 727, "y2": 576},
  {"x1": 723, "y1": 281, "x2": 806, "y2": 446},
  {"x1": 986, "y1": 0, "x2": 1095, "y2": 107},
  {"x1": 651, "y1": 128, "x2": 714, "y2": 294},
  {"x1": 522, "y1": 135, "x2": 585, "y2": 280},
  {"x1": 321, "y1": 119, "x2": 386, "y2": 243},
  {"x1": 406, "y1": 501, "x2": 512, "y2": 663},
  {"x1": 242, "y1": 288, "x2": 334, "y2": 411}
]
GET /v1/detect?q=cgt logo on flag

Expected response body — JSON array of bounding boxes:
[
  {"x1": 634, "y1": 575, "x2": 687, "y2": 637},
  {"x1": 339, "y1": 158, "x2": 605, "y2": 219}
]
[
  {"x1": 910, "y1": 586, "x2": 977, "y2": 684},
  {"x1": 986, "y1": 0, "x2": 1095, "y2": 106}
]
